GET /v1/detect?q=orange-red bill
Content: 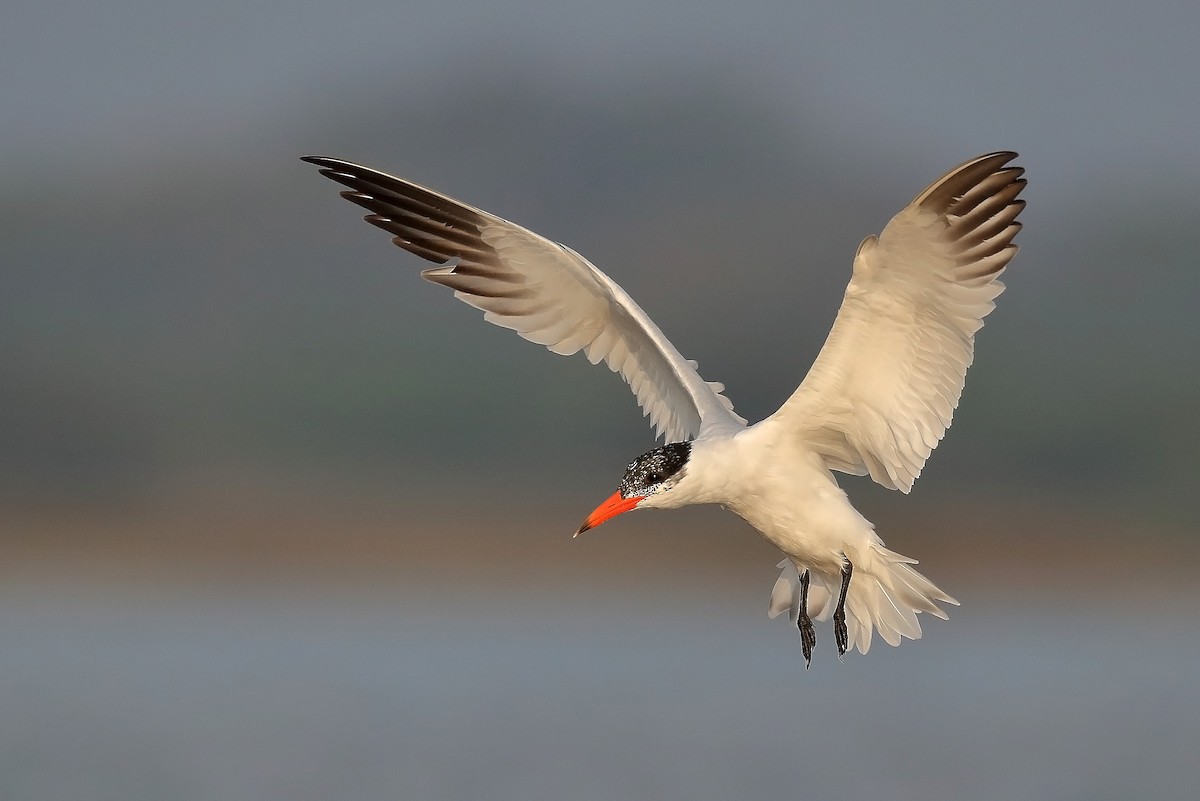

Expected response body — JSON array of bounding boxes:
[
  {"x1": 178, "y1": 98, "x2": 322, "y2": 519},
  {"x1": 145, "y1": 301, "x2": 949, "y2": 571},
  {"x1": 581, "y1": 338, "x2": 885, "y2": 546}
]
[{"x1": 574, "y1": 491, "x2": 642, "y2": 537}]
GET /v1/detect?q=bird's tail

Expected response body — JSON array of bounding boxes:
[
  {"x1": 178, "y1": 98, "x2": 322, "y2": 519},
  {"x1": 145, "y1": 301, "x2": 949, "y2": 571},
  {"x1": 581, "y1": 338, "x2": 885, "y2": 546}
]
[
  {"x1": 769, "y1": 544, "x2": 958, "y2": 654},
  {"x1": 841, "y1": 543, "x2": 958, "y2": 653}
]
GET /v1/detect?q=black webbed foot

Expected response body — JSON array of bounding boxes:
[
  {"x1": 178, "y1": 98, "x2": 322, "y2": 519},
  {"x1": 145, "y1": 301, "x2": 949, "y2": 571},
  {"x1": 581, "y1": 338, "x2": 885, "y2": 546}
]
[
  {"x1": 797, "y1": 569, "x2": 816, "y2": 667},
  {"x1": 833, "y1": 558, "x2": 854, "y2": 658}
]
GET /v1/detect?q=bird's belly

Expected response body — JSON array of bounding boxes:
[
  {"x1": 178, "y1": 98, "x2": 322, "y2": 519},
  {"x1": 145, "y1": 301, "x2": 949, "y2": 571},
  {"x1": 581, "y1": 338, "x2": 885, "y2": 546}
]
[
  {"x1": 697, "y1": 429, "x2": 873, "y2": 576},
  {"x1": 726, "y1": 479, "x2": 869, "y2": 576}
]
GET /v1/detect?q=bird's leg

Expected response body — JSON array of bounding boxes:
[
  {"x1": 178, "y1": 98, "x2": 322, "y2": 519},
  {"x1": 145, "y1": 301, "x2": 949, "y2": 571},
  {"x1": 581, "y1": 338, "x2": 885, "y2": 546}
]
[
  {"x1": 833, "y1": 558, "x2": 854, "y2": 658},
  {"x1": 797, "y1": 569, "x2": 816, "y2": 667}
]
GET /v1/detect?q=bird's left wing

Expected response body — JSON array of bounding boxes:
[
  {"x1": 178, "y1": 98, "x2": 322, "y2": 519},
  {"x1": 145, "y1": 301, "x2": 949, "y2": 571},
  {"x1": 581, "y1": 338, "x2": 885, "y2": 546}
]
[
  {"x1": 767, "y1": 152, "x2": 1025, "y2": 492},
  {"x1": 303, "y1": 156, "x2": 746, "y2": 443}
]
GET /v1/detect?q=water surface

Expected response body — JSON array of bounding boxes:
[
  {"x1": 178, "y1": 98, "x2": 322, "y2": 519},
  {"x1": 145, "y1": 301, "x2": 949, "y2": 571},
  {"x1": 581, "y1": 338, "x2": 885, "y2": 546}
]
[{"x1": 1, "y1": 581, "x2": 1195, "y2": 801}]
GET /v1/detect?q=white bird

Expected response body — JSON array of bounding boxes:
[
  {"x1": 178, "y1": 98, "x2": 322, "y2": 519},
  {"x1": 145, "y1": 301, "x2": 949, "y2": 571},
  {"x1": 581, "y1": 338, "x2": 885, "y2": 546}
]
[{"x1": 303, "y1": 152, "x2": 1025, "y2": 664}]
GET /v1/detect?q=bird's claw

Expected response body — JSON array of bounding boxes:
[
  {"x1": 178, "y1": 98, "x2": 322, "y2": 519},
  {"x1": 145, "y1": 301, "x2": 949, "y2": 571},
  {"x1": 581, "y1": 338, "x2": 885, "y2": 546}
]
[
  {"x1": 833, "y1": 613, "x2": 848, "y2": 658},
  {"x1": 798, "y1": 614, "x2": 816, "y2": 667},
  {"x1": 798, "y1": 569, "x2": 816, "y2": 667}
]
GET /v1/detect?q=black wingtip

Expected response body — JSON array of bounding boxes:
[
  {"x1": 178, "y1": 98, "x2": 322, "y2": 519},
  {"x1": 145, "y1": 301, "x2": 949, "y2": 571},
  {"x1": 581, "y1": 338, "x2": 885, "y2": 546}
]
[
  {"x1": 913, "y1": 151, "x2": 1024, "y2": 211},
  {"x1": 300, "y1": 155, "x2": 346, "y2": 170}
]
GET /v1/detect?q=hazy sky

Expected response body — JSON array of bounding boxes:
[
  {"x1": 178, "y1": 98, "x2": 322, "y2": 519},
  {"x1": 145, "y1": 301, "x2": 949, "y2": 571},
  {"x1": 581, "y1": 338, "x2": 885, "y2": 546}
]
[{"x1": 5, "y1": 0, "x2": 1199, "y2": 195}]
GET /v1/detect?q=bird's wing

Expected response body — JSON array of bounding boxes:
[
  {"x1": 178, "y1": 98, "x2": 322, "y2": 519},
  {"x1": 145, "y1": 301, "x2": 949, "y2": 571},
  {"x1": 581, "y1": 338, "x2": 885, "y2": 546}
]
[
  {"x1": 303, "y1": 156, "x2": 746, "y2": 443},
  {"x1": 768, "y1": 152, "x2": 1025, "y2": 492}
]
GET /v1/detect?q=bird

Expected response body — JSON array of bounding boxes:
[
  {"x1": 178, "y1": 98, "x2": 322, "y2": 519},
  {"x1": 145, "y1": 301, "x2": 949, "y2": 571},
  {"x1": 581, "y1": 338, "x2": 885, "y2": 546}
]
[{"x1": 303, "y1": 151, "x2": 1025, "y2": 664}]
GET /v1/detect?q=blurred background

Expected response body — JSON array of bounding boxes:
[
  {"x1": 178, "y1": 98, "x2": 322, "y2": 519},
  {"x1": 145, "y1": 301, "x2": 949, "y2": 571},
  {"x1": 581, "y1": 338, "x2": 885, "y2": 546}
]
[{"x1": 3, "y1": 1, "x2": 1198, "y2": 799}]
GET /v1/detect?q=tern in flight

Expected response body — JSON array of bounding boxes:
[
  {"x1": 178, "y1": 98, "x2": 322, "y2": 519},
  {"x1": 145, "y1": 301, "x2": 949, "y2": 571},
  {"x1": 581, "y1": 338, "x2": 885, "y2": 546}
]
[{"x1": 304, "y1": 152, "x2": 1025, "y2": 664}]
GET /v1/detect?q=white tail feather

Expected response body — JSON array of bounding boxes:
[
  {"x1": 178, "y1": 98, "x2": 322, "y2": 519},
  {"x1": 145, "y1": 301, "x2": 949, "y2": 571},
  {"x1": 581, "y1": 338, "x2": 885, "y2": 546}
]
[{"x1": 769, "y1": 547, "x2": 957, "y2": 655}]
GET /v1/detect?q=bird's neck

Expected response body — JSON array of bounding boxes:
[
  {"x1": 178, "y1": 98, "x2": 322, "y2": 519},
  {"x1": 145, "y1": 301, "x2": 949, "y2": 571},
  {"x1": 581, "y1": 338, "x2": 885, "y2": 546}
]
[{"x1": 655, "y1": 436, "x2": 745, "y2": 509}]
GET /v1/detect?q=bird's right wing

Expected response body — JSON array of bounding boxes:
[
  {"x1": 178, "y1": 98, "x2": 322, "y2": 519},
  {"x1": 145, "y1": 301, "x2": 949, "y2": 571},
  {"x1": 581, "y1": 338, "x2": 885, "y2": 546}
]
[
  {"x1": 768, "y1": 152, "x2": 1025, "y2": 491},
  {"x1": 303, "y1": 156, "x2": 746, "y2": 443}
]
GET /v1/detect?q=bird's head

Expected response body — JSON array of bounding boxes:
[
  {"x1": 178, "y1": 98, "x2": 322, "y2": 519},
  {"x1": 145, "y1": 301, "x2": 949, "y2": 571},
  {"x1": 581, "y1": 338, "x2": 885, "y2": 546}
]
[{"x1": 575, "y1": 442, "x2": 692, "y2": 536}]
